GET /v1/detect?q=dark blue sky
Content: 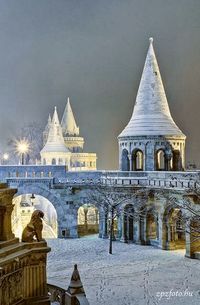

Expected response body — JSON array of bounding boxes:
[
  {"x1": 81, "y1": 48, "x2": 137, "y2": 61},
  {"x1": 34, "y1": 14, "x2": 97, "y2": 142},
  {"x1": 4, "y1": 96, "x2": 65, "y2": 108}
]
[{"x1": 0, "y1": 0, "x2": 200, "y2": 169}]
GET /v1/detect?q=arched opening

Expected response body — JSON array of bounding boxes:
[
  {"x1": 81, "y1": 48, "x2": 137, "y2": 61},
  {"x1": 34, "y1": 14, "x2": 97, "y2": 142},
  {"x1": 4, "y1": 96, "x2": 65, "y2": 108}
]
[
  {"x1": 156, "y1": 149, "x2": 166, "y2": 170},
  {"x1": 173, "y1": 150, "x2": 182, "y2": 171},
  {"x1": 51, "y1": 158, "x2": 56, "y2": 165},
  {"x1": 163, "y1": 208, "x2": 185, "y2": 250},
  {"x1": 77, "y1": 204, "x2": 99, "y2": 237},
  {"x1": 121, "y1": 149, "x2": 130, "y2": 171},
  {"x1": 58, "y1": 158, "x2": 63, "y2": 165},
  {"x1": 12, "y1": 194, "x2": 58, "y2": 239},
  {"x1": 146, "y1": 212, "x2": 158, "y2": 244},
  {"x1": 132, "y1": 149, "x2": 143, "y2": 171},
  {"x1": 189, "y1": 217, "x2": 200, "y2": 257},
  {"x1": 124, "y1": 204, "x2": 134, "y2": 242}
]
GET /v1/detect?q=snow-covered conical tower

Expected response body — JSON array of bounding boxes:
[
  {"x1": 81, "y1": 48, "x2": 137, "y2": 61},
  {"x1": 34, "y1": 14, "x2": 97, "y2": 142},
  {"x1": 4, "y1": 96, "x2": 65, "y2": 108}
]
[
  {"x1": 40, "y1": 107, "x2": 71, "y2": 167},
  {"x1": 118, "y1": 38, "x2": 186, "y2": 171},
  {"x1": 61, "y1": 98, "x2": 84, "y2": 152},
  {"x1": 61, "y1": 97, "x2": 80, "y2": 136}
]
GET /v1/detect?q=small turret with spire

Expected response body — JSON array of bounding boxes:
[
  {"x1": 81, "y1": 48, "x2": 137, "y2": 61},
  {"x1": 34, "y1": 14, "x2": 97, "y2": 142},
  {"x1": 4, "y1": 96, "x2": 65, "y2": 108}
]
[
  {"x1": 40, "y1": 107, "x2": 71, "y2": 166},
  {"x1": 61, "y1": 98, "x2": 80, "y2": 136}
]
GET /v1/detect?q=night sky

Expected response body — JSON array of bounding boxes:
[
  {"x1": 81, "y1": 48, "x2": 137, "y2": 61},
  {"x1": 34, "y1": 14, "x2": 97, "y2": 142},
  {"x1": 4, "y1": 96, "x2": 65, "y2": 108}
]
[{"x1": 0, "y1": 0, "x2": 199, "y2": 169}]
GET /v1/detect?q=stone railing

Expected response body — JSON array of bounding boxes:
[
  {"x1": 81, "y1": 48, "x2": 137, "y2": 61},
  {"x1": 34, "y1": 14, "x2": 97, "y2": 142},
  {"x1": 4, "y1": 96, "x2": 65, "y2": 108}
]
[
  {"x1": 6, "y1": 177, "x2": 54, "y2": 188},
  {"x1": 100, "y1": 171, "x2": 200, "y2": 190},
  {"x1": 48, "y1": 283, "x2": 66, "y2": 304},
  {"x1": 47, "y1": 283, "x2": 89, "y2": 305}
]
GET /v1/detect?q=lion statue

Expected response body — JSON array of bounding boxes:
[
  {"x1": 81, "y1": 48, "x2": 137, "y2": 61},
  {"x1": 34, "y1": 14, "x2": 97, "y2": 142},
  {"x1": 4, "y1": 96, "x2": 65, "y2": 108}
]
[{"x1": 22, "y1": 210, "x2": 45, "y2": 242}]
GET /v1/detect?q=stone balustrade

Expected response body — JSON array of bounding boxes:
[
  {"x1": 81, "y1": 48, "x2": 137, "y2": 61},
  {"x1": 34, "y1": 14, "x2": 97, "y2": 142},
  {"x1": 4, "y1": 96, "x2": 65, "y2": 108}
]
[
  {"x1": 100, "y1": 171, "x2": 200, "y2": 190},
  {"x1": 0, "y1": 165, "x2": 200, "y2": 192}
]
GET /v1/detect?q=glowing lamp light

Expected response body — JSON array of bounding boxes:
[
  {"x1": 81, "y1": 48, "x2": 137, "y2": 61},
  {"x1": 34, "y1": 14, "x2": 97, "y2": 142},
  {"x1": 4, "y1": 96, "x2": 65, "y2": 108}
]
[
  {"x1": 3, "y1": 153, "x2": 9, "y2": 160},
  {"x1": 17, "y1": 141, "x2": 29, "y2": 154},
  {"x1": 15, "y1": 139, "x2": 30, "y2": 165}
]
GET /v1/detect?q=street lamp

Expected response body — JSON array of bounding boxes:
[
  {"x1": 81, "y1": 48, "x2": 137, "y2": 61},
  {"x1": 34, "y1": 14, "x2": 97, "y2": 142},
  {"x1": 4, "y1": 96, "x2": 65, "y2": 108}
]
[
  {"x1": 30, "y1": 194, "x2": 35, "y2": 206},
  {"x1": 2, "y1": 153, "x2": 9, "y2": 164},
  {"x1": 16, "y1": 139, "x2": 30, "y2": 165}
]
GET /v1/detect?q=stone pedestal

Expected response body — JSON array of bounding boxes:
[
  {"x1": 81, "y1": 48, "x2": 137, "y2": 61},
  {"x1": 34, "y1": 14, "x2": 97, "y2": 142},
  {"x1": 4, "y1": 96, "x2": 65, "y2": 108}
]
[{"x1": 0, "y1": 183, "x2": 51, "y2": 305}]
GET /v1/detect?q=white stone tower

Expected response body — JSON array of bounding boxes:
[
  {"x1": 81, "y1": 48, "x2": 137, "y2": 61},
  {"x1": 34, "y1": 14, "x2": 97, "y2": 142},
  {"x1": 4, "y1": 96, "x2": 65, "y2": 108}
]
[
  {"x1": 118, "y1": 38, "x2": 186, "y2": 171},
  {"x1": 40, "y1": 106, "x2": 71, "y2": 167},
  {"x1": 61, "y1": 98, "x2": 84, "y2": 152},
  {"x1": 41, "y1": 99, "x2": 97, "y2": 170}
]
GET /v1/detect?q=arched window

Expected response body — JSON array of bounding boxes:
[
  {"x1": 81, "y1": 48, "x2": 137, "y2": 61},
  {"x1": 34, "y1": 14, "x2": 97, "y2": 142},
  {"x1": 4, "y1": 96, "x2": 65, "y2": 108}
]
[
  {"x1": 156, "y1": 150, "x2": 165, "y2": 170},
  {"x1": 132, "y1": 150, "x2": 143, "y2": 171},
  {"x1": 58, "y1": 158, "x2": 63, "y2": 165},
  {"x1": 52, "y1": 158, "x2": 56, "y2": 165},
  {"x1": 173, "y1": 150, "x2": 181, "y2": 171},
  {"x1": 43, "y1": 158, "x2": 46, "y2": 165},
  {"x1": 121, "y1": 149, "x2": 130, "y2": 171}
]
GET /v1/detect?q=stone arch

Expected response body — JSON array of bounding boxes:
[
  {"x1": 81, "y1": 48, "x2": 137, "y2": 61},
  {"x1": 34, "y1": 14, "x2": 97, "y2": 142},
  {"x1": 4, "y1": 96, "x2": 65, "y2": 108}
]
[
  {"x1": 77, "y1": 203, "x2": 99, "y2": 237},
  {"x1": 163, "y1": 207, "x2": 185, "y2": 250},
  {"x1": 58, "y1": 158, "x2": 63, "y2": 165},
  {"x1": 146, "y1": 210, "x2": 158, "y2": 244},
  {"x1": 121, "y1": 148, "x2": 130, "y2": 171},
  {"x1": 186, "y1": 216, "x2": 200, "y2": 258},
  {"x1": 156, "y1": 149, "x2": 166, "y2": 170},
  {"x1": 12, "y1": 194, "x2": 58, "y2": 239},
  {"x1": 123, "y1": 204, "x2": 134, "y2": 242},
  {"x1": 14, "y1": 184, "x2": 65, "y2": 238},
  {"x1": 172, "y1": 150, "x2": 182, "y2": 171},
  {"x1": 51, "y1": 158, "x2": 56, "y2": 165},
  {"x1": 132, "y1": 149, "x2": 144, "y2": 171}
]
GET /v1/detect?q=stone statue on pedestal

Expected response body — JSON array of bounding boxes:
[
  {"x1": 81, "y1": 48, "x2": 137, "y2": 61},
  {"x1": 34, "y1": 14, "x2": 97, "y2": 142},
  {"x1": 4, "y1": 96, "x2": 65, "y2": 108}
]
[{"x1": 22, "y1": 209, "x2": 45, "y2": 242}]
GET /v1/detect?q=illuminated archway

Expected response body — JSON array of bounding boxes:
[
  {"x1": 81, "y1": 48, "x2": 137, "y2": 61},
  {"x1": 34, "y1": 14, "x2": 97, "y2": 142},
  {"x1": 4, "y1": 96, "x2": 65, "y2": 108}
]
[
  {"x1": 77, "y1": 204, "x2": 99, "y2": 237},
  {"x1": 12, "y1": 194, "x2": 58, "y2": 239},
  {"x1": 132, "y1": 149, "x2": 143, "y2": 171},
  {"x1": 156, "y1": 149, "x2": 166, "y2": 170},
  {"x1": 163, "y1": 208, "x2": 185, "y2": 250}
]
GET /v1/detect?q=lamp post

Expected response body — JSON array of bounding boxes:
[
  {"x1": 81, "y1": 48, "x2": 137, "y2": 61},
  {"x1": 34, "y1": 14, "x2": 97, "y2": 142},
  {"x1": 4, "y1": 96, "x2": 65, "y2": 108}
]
[
  {"x1": 30, "y1": 194, "x2": 35, "y2": 206},
  {"x1": 16, "y1": 139, "x2": 29, "y2": 165},
  {"x1": 2, "y1": 153, "x2": 9, "y2": 165},
  {"x1": 108, "y1": 207, "x2": 114, "y2": 254}
]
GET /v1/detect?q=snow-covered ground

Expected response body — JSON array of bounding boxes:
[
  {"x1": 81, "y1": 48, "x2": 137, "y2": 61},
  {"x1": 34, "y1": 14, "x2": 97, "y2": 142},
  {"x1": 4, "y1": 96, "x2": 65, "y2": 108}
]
[{"x1": 47, "y1": 236, "x2": 200, "y2": 305}]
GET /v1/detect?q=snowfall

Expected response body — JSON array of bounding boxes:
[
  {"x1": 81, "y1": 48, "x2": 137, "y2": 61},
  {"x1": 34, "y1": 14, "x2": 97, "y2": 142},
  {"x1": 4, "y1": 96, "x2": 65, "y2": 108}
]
[{"x1": 47, "y1": 236, "x2": 200, "y2": 305}]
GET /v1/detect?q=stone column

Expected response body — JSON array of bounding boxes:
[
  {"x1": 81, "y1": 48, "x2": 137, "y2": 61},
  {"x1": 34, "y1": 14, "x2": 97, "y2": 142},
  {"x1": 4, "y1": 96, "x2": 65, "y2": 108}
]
[
  {"x1": 158, "y1": 213, "x2": 167, "y2": 249},
  {"x1": 102, "y1": 212, "x2": 108, "y2": 239},
  {"x1": 117, "y1": 215, "x2": 122, "y2": 240},
  {"x1": 119, "y1": 146, "x2": 122, "y2": 170},
  {"x1": 120, "y1": 214, "x2": 126, "y2": 242},
  {"x1": 128, "y1": 154, "x2": 132, "y2": 171},
  {"x1": 133, "y1": 220, "x2": 140, "y2": 243}
]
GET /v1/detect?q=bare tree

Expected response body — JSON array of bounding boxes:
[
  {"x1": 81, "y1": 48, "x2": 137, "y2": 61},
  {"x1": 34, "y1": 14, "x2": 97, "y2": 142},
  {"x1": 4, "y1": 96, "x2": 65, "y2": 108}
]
[{"x1": 87, "y1": 185, "x2": 147, "y2": 254}]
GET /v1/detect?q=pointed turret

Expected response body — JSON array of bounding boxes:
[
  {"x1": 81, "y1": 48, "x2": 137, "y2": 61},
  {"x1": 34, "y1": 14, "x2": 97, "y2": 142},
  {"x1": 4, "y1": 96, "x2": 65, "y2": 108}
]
[
  {"x1": 119, "y1": 37, "x2": 185, "y2": 138},
  {"x1": 67, "y1": 264, "x2": 85, "y2": 295},
  {"x1": 41, "y1": 107, "x2": 69, "y2": 153},
  {"x1": 61, "y1": 98, "x2": 79, "y2": 136},
  {"x1": 118, "y1": 38, "x2": 186, "y2": 171}
]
